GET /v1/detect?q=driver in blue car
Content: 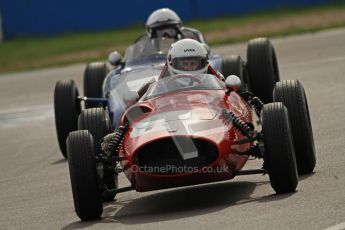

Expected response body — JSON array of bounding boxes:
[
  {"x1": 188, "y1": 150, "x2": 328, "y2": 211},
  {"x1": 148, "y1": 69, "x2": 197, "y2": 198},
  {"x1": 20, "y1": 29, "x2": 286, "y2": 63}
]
[
  {"x1": 145, "y1": 8, "x2": 206, "y2": 43},
  {"x1": 128, "y1": 8, "x2": 212, "y2": 65},
  {"x1": 135, "y1": 8, "x2": 210, "y2": 51}
]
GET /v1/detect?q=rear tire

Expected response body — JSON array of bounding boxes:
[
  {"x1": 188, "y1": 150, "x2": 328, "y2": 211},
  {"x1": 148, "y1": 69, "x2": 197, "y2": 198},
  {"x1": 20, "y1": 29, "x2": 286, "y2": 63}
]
[
  {"x1": 261, "y1": 102, "x2": 298, "y2": 194},
  {"x1": 273, "y1": 80, "x2": 316, "y2": 175},
  {"x1": 84, "y1": 62, "x2": 109, "y2": 108},
  {"x1": 247, "y1": 37, "x2": 279, "y2": 103},
  {"x1": 54, "y1": 80, "x2": 81, "y2": 158},
  {"x1": 78, "y1": 108, "x2": 117, "y2": 201},
  {"x1": 221, "y1": 55, "x2": 248, "y2": 93},
  {"x1": 67, "y1": 130, "x2": 103, "y2": 221}
]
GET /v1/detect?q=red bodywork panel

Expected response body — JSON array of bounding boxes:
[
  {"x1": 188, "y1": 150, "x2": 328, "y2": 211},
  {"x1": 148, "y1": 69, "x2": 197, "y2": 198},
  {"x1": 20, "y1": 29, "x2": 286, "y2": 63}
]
[{"x1": 118, "y1": 89, "x2": 253, "y2": 192}]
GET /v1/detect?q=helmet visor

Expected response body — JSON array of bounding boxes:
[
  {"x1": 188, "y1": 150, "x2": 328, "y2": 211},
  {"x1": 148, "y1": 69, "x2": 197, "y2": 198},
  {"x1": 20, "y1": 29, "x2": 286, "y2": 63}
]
[
  {"x1": 171, "y1": 56, "x2": 208, "y2": 71},
  {"x1": 156, "y1": 27, "x2": 178, "y2": 38}
]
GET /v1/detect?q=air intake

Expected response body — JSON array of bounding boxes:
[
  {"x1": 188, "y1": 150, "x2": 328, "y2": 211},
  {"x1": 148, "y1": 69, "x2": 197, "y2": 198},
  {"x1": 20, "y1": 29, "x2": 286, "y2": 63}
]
[{"x1": 136, "y1": 137, "x2": 218, "y2": 174}]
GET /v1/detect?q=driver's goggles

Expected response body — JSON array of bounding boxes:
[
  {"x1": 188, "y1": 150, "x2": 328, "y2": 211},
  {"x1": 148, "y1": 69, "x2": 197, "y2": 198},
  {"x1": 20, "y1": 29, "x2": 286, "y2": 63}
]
[
  {"x1": 156, "y1": 28, "x2": 178, "y2": 38},
  {"x1": 171, "y1": 57, "x2": 208, "y2": 71}
]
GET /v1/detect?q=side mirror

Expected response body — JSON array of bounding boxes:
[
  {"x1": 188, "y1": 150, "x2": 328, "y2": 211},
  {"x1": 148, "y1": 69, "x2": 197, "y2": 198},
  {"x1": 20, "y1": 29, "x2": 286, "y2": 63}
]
[
  {"x1": 108, "y1": 51, "x2": 122, "y2": 66},
  {"x1": 225, "y1": 75, "x2": 241, "y2": 91}
]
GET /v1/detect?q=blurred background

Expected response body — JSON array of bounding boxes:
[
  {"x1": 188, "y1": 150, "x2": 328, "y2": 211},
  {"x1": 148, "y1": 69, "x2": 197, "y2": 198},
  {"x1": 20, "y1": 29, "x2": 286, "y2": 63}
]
[
  {"x1": 0, "y1": 0, "x2": 344, "y2": 73},
  {"x1": 0, "y1": 0, "x2": 335, "y2": 38}
]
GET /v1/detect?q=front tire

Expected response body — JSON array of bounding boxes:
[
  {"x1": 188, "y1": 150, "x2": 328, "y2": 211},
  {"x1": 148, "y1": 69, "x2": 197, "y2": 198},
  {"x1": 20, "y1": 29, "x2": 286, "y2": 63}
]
[
  {"x1": 247, "y1": 37, "x2": 279, "y2": 103},
  {"x1": 261, "y1": 102, "x2": 298, "y2": 194},
  {"x1": 67, "y1": 130, "x2": 103, "y2": 221},
  {"x1": 54, "y1": 80, "x2": 81, "y2": 158},
  {"x1": 78, "y1": 108, "x2": 118, "y2": 201},
  {"x1": 273, "y1": 80, "x2": 316, "y2": 175}
]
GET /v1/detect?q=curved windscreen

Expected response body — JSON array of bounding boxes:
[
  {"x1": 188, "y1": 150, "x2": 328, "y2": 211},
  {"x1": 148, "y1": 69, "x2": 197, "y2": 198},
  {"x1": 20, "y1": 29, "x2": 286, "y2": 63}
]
[
  {"x1": 124, "y1": 35, "x2": 177, "y2": 66},
  {"x1": 144, "y1": 74, "x2": 225, "y2": 99}
]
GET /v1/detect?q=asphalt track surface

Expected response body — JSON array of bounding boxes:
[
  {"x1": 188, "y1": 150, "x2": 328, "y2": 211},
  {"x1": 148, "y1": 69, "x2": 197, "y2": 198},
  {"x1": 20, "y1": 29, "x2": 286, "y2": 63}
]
[{"x1": 1, "y1": 28, "x2": 345, "y2": 230}]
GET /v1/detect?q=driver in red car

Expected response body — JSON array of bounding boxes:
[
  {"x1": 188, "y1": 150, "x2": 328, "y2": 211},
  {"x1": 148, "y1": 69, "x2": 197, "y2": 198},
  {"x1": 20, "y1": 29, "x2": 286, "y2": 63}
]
[{"x1": 159, "y1": 38, "x2": 224, "y2": 81}]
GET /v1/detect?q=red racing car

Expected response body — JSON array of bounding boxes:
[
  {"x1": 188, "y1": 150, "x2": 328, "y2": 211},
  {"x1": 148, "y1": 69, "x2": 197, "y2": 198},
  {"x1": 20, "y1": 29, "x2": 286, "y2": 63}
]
[{"x1": 66, "y1": 73, "x2": 316, "y2": 221}]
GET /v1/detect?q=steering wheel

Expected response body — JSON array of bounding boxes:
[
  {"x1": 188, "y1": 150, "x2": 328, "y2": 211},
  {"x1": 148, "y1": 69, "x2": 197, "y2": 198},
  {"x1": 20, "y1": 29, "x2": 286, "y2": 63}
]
[{"x1": 166, "y1": 74, "x2": 202, "y2": 88}]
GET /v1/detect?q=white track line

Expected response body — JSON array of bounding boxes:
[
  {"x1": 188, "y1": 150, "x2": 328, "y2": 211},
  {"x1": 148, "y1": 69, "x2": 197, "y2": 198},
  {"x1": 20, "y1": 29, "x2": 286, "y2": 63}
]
[{"x1": 323, "y1": 222, "x2": 345, "y2": 230}]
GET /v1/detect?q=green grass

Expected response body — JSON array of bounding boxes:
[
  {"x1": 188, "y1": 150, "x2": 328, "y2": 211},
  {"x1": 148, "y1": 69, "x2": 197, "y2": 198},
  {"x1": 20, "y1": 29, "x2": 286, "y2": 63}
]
[
  {"x1": 0, "y1": 27, "x2": 143, "y2": 69},
  {"x1": 1, "y1": 2, "x2": 345, "y2": 73}
]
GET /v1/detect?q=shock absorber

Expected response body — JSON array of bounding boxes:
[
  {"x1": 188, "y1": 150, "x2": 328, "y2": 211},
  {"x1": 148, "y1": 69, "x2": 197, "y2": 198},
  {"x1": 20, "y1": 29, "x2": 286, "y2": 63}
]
[
  {"x1": 222, "y1": 109, "x2": 254, "y2": 138},
  {"x1": 249, "y1": 96, "x2": 264, "y2": 117},
  {"x1": 101, "y1": 122, "x2": 129, "y2": 157},
  {"x1": 240, "y1": 92, "x2": 264, "y2": 117}
]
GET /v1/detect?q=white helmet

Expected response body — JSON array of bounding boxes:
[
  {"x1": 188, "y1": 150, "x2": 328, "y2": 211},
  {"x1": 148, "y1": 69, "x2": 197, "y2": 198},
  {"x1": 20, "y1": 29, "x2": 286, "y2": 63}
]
[
  {"x1": 146, "y1": 8, "x2": 182, "y2": 38},
  {"x1": 167, "y1": 39, "x2": 209, "y2": 75}
]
